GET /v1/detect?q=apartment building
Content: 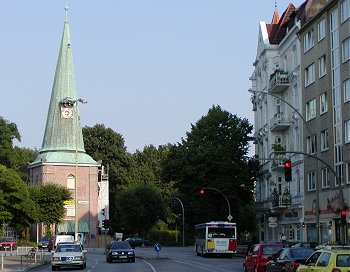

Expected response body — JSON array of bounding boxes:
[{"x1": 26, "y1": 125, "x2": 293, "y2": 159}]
[
  {"x1": 299, "y1": 0, "x2": 350, "y2": 243},
  {"x1": 250, "y1": 3, "x2": 307, "y2": 242}
]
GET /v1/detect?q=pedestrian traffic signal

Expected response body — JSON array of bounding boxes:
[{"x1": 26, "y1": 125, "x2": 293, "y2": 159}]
[
  {"x1": 341, "y1": 209, "x2": 347, "y2": 225},
  {"x1": 101, "y1": 208, "x2": 105, "y2": 216},
  {"x1": 199, "y1": 189, "x2": 205, "y2": 195},
  {"x1": 284, "y1": 160, "x2": 292, "y2": 182}
]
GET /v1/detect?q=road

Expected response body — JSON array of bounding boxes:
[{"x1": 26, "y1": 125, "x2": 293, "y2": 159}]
[{"x1": 31, "y1": 247, "x2": 245, "y2": 272}]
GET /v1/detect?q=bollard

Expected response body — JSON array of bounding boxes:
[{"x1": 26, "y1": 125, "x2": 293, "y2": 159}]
[{"x1": 1, "y1": 253, "x2": 3, "y2": 271}]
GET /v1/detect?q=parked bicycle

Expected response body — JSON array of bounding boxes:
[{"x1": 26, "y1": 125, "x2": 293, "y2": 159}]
[{"x1": 27, "y1": 247, "x2": 37, "y2": 259}]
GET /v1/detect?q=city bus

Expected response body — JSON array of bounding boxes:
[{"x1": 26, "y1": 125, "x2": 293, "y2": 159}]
[{"x1": 195, "y1": 221, "x2": 237, "y2": 257}]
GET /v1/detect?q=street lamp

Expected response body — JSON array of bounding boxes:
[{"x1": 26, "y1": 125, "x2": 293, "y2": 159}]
[
  {"x1": 200, "y1": 187, "x2": 232, "y2": 222},
  {"x1": 73, "y1": 98, "x2": 87, "y2": 242},
  {"x1": 171, "y1": 197, "x2": 185, "y2": 247}
]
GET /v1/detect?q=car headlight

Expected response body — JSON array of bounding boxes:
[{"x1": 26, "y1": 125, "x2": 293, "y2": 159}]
[
  {"x1": 52, "y1": 257, "x2": 60, "y2": 261},
  {"x1": 128, "y1": 252, "x2": 134, "y2": 255},
  {"x1": 112, "y1": 252, "x2": 118, "y2": 255},
  {"x1": 74, "y1": 256, "x2": 84, "y2": 260}
]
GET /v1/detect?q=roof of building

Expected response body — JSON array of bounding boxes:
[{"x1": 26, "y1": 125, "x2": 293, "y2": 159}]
[{"x1": 30, "y1": 6, "x2": 98, "y2": 166}]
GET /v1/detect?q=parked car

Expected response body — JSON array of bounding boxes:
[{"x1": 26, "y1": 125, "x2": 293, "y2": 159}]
[
  {"x1": 296, "y1": 246, "x2": 350, "y2": 272},
  {"x1": 105, "y1": 241, "x2": 135, "y2": 263},
  {"x1": 51, "y1": 242, "x2": 87, "y2": 271},
  {"x1": 38, "y1": 236, "x2": 54, "y2": 251},
  {"x1": 244, "y1": 243, "x2": 283, "y2": 272},
  {"x1": 265, "y1": 247, "x2": 315, "y2": 272},
  {"x1": 0, "y1": 237, "x2": 17, "y2": 251},
  {"x1": 124, "y1": 237, "x2": 149, "y2": 248},
  {"x1": 292, "y1": 242, "x2": 318, "y2": 249}
]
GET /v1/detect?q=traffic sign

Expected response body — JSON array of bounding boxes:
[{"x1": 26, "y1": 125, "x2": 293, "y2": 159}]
[
  {"x1": 154, "y1": 243, "x2": 161, "y2": 252},
  {"x1": 64, "y1": 200, "x2": 75, "y2": 205},
  {"x1": 227, "y1": 215, "x2": 233, "y2": 221},
  {"x1": 78, "y1": 200, "x2": 89, "y2": 204}
]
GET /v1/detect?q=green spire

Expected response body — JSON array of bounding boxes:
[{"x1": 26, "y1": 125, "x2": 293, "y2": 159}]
[{"x1": 31, "y1": 6, "x2": 97, "y2": 166}]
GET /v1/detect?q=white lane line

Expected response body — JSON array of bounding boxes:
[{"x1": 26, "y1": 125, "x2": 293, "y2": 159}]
[
  {"x1": 175, "y1": 260, "x2": 219, "y2": 272},
  {"x1": 141, "y1": 259, "x2": 158, "y2": 272}
]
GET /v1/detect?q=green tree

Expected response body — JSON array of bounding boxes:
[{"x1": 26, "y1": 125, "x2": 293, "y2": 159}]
[
  {"x1": 115, "y1": 184, "x2": 166, "y2": 235},
  {"x1": 29, "y1": 183, "x2": 72, "y2": 229},
  {"x1": 161, "y1": 105, "x2": 256, "y2": 232},
  {"x1": 0, "y1": 165, "x2": 38, "y2": 230}
]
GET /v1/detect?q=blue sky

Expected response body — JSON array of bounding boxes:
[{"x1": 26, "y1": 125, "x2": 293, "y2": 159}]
[{"x1": 1, "y1": 0, "x2": 304, "y2": 153}]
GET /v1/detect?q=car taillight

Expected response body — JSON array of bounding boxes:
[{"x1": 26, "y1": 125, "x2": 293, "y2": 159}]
[
  {"x1": 331, "y1": 269, "x2": 341, "y2": 272},
  {"x1": 228, "y1": 239, "x2": 236, "y2": 251},
  {"x1": 292, "y1": 263, "x2": 300, "y2": 270}
]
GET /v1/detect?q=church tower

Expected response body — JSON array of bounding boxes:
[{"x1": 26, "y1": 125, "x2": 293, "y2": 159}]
[{"x1": 29, "y1": 6, "x2": 100, "y2": 247}]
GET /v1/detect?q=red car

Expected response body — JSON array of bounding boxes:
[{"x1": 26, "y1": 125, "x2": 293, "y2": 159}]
[
  {"x1": 244, "y1": 243, "x2": 283, "y2": 272},
  {"x1": 0, "y1": 237, "x2": 17, "y2": 251}
]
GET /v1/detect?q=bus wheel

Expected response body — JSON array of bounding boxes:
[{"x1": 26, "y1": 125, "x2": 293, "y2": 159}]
[{"x1": 196, "y1": 247, "x2": 201, "y2": 256}]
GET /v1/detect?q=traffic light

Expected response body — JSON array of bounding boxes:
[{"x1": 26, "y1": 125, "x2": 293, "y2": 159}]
[
  {"x1": 104, "y1": 220, "x2": 110, "y2": 229},
  {"x1": 101, "y1": 208, "x2": 105, "y2": 216},
  {"x1": 101, "y1": 220, "x2": 105, "y2": 228},
  {"x1": 199, "y1": 189, "x2": 205, "y2": 195},
  {"x1": 341, "y1": 209, "x2": 347, "y2": 225},
  {"x1": 284, "y1": 160, "x2": 292, "y2": 182}
]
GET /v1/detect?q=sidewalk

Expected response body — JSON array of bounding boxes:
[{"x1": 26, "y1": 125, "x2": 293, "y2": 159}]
[{"x1": 0, "y1": 252, "x2": 50, "y2": 272}]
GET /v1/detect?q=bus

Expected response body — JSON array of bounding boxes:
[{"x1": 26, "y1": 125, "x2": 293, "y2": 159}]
[{"x1": 195, "y1": 221, "x2": 237, "y2": 257}]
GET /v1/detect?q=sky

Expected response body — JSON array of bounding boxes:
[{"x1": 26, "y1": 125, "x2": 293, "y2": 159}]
[{"x1": 1, "y1": 0, "x2": 305, "y2": 153}]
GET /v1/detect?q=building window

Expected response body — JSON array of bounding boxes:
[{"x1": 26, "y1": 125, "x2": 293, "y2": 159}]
[
  {"x1": 306, "y1": 134, "x2": 317, "y2": 154},
  {"x1": 306, "y1": 98, "x2": 316, "y2": 121},
  {"x1": 321, "y1": 129, "x2": 329, "y2": 151},
  {"x1": 318, "y1": 18, "x2": 326, "y2": 41},
  {"x1": 304, "y1": 30, "x2": 314, "y2": 52},
  {"x1": 322, "y1": 168, "x2": 330, "y2": 188},
  {"x1": 319, "y1": 55, "x2": 326, "y2": 78},
  {"x1": 345, "y1": 120, "x2": 350, "y2": 143},
  {"x1": 308, "y1": 171, "x2": 316, "y2": 191},
  {"x1": 344, "y1": 78, "x2": 350, "y2": 102},
  {"x1": 67, "y1": 174, "x2": 75, "y2": 189},
  {"x1": 346, "y1": 162, "x2": 350, "y2": 184},
  {"x1": 320, "y1": 92, "x2": 328, "y2": 114},
  {"x1": 341, "y1": 0, "x2": 350, "y2": 22},
  {"x1": 305, "y1": 63, "x2": 315, "y2": 86},
  {"x1": 342, "y1": 37, "x2": 350, "y2": 62}
]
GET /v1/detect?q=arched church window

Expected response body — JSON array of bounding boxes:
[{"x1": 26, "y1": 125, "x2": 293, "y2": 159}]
[{"x1": 67, "y1": 174, "x2": 75, "y2": 189}]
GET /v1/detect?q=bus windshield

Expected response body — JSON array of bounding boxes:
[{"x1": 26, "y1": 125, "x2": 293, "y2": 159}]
[{"x1": 207, "y1": 227, "x2": 235, "y2": 238}]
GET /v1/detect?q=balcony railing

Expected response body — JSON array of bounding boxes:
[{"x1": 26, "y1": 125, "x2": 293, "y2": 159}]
[
  {"x1": 268, "y1": 71, "x2": 289, "y2": 93},
  {"x1": 270, "y1": 112, "x2": 290, "y2": 132},
  {"x1": 271, "y1": 192, "x2": 291, "y2": 208}
]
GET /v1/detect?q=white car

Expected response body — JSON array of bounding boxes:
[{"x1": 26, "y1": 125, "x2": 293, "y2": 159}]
[{"x1": 51, "y1": 243, "x2": 87, "y2": 271}]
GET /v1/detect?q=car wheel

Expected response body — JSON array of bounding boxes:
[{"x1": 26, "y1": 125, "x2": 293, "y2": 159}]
[
  {"x1": 132, "y1": 258, "x2": 135, "y2": 263},
  {"x1": 243, "y1": 264, "x2": 248, "y2": 272},
  {"x1": 80, "y1": 265, "x2": 84, "y2": 270},
  {"x1": 52, "y1": 266, "x2": 56, "y2": 271}
]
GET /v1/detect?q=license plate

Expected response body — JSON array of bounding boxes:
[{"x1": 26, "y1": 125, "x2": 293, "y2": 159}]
[{"x1": 119, "y1": 256, "x2": 127, "y2": 258}]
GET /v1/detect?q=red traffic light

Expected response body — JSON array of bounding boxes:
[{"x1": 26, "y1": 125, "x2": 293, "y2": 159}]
[
  {"x1": 341, "y1": 210, "x2": 346, "y2": 216},
  {"x1": 284, "y1": 161, "x2": 292, "y2": 168},
  {"x1": 199, "y1": 189, "x2": 205, "y2": 195}
]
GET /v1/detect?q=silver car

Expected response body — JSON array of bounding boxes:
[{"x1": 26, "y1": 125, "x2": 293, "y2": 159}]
[{"x1": 51, "y1": 243, "x2": 87, "y2": 271}]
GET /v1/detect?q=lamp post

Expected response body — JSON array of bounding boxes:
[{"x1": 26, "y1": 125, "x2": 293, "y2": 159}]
[
  {"x1": 73, "y1": 98, "x2": 87, "y2": 242},
  {"x1": 171, "y1": 197, "x2": 185, "y2": 247},
  {"x1": 201, "y1": 187, "x2": 232, "y2": 222}
]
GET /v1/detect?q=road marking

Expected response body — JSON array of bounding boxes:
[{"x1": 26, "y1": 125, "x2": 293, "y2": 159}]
[
  {"x1": 141, "y1": 259, "x2": 158, "y2": 272},
  {"x1": 175, "y1": 260, "x2": 219, "y2": 271}
]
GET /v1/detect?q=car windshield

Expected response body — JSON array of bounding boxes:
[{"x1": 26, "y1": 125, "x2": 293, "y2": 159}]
[
  {"x1": 1, "y1": 237, "x2": 14, "y2": 242},
  {"x1": 112, "y1": 242, "x2": 131, "y2": 249},
  {"x1": 290, "y1": 248, "x2": 315, "y2": 258},
  {"x1": 56, "y1": 244, "x2": 81, "y2": 252},
  {"x1": 41, "y1": 236, "x2": 51, "y2": 242},
  {"x1": 262, "y1": 245, "x2": 283, "y2": 255}
]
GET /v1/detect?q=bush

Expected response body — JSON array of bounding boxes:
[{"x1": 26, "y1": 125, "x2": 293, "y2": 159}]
[{"x1": 16, "y1": 238, "x2": 37, "y2": 247}]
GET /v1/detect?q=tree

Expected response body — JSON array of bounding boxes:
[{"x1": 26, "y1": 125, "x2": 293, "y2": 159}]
[
  {"x1": 29, "y1": 183, "x2": 72, "y2": 229},
  {"x1": 161, "y1": 105, "x2": 255, "y2": 232},
  {"x1": 0, "y1": 165, "x2": 38, "y2": 231},
  {"x1": 114, "y1": 184, "x2": 166, "y2": 235}
]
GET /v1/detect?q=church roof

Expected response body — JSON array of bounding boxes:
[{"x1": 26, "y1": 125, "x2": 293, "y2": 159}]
[{"x1": 30, "y1": 7, "x2": 98, "y2": 167}]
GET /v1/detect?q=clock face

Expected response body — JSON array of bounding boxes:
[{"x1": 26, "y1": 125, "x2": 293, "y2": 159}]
[{"x1": 61, "y1": 106, "x2": 73, "y2": 118}]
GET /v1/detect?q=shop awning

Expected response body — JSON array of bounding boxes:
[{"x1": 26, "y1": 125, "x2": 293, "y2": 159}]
[{"x1": 57, "y1": 220, "x2": 89, "y2": 233}]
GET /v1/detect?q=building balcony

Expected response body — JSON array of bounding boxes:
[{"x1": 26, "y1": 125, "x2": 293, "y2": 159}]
[
  {"x1": 271, "y1": 192, "x2": 291, "y2": 208},
  {"x1": 270, "y1": 113, "x2": 290, "y2": 132},
  {"x1": 268, "y1": 71, "x2": 289, "y2": 94}
]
